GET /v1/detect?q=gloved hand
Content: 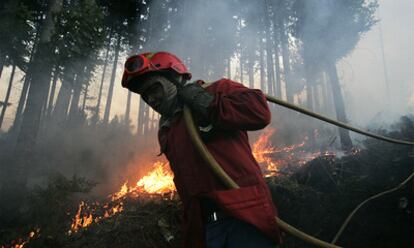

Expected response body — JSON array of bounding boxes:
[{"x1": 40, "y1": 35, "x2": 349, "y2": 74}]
[{"x1": 177, "y1": 83, "x2": 214, "y2": 124}]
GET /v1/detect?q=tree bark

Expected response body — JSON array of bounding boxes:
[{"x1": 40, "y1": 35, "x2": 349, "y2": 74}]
[
  {"x1": 41, "y1": 70, "x2": 53, "y2": 120},
  {"x1": 15, "y1": 0, "x2": 62, "y2": 159},
  {"x1": 68, "y1": 74, "x2": 82, "y2": 120},
  {"x1": 259, "y1": 36, "x2": 266, "y2": 91},
  {"x1": 81, "y1": 81, "x2": 89, "y2": 113},
  {"x1": 0, "y1": 63, "x2": 16, "y2": 129},
  {"x1": 12, "y1": 74, "x2": 30, "y2": 134},
  {"x1": 305, "y1": 66, "x2": 314, "y2": 111},
  {"x1": 53, "y1": 74, "x2": 74, "y2": 124},
  {"x1": 247, "y1": 39, "x2": 255, "y2": 89},
  {"x1": 238, "y1": 16, "x2": 244, "y2": 84},
  {"x1": 143, "y1": 103, "x2": 150, "y2": 136},
  {"x1": 227, "y1": 58, "x2": 231, "y2": 79},
  {"x1": 326, "y1": 61, "x2": 353, "y2": 150},
  {"x1": 279, "y1": 19, "x2": 292, "y2": 102},
  {"x1": 0, "y1": 52, "x2": 6, "y2": 80},
  {"x1": 272, "y1": 30, "x2": 282, "y2": 99},
  {"x1": 137, "y1": 98, "x2": 146, "y2": 135},
  {"x1": 11, "y1": 24, "x2": 40, "y2": 133},
  {"x1": 94, "y1": 32, "x2": 112, "y2": 124},
  {"x1": 47, "y1": 67, "x2": 59, "y2": 117},
  {"x1": 264, "y1": 0, "x2": 275, "y2": 96},
  {"x1": 125, "y1": 91, "x2": 131, "y2": 125},
  {"x1": 239, "y1": 49, "x2": 243, "y2": 83},
  {"x1": 322, "y1": 72, "x2": 333, "y2": 115},
  {"x1": 2, "y1": 0, "x2": 63, "y2": 215},
  {"x1": 103, "y1": 34, "x2": 121, "y2": 124}
]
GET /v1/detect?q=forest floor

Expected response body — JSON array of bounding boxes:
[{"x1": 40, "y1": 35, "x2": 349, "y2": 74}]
[{"x1": 0, "y1": 116, "x2": 413, "y2": 248}]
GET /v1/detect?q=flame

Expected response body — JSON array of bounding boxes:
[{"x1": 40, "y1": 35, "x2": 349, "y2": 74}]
[
  {"x1": 69, "y1": 161, "x2": 175, "y2": 234},
  {"x1": 2, "y1": 229, "x2": 40, "y2": 248},
  {"x1": 111, "y1": 182, "x2": 129, "y2": 201},
  {"x1": 135, "y1": 162, "x2": 175, "y2": 194},
  {"x1": 252, "y1": 128, "x2": 280, "y2": 176},
  {"x1": 69, "y1": 201, "x2": 93, "y2": 234},
  {"x1": 252, "y1": 128, "x2": 333, "y2": 176},
  {"x1": 108, "y1": 161, "x2": 175, "y2": 199}
]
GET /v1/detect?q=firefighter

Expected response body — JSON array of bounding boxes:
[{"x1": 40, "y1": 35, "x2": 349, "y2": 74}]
[{"x1": 122, "y1": 51, "x2": 281, "y2": 248}]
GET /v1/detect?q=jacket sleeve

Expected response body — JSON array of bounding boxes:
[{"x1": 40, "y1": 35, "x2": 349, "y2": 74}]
[{"x1": 207, "y1": 80, "x2": 271, "y2": 131}]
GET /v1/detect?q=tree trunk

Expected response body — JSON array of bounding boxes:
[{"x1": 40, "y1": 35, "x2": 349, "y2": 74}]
[
  {"x1": 137, "y1": 98, "x2": 146, "y2": 135},
  {"x1": 227, "y1": 58, "x2": 231, "y2": 79},
  {"x1": 93, "y1": 32, "x2": 112, "y2": 124},
  {"x1": 53, "y1": 74, "x2": 74, "y2": 123},
  {"x1": 248, "y1": 59, "x2": 254, "y2": 89},
  {"x1": 11, "y1": 25, "x2": 40, "y2": 133},
  {"x1": 2, "y1": 0, "x2": 63, "y2": 215},
  {"x1": 15, "y1": 0, "x2": 62, "y2": 158},
  {"x1": 322, "y1": 72, "x2": 334, "y2": 115},
  {"x1": 264, "y1": 0, "x2": 275, "y2": 96},
  {"x1": 125, "y1": 91, "x2": 131, "y2": 125},
  {"x1": 316, "y1": 85, "x2": 324, "y2": 113},
  {"x1": 68, "y1": 74, "x2": 82, "y2": 120},
  {"x1": 326, "y1": 61, "x2": 353, "y2": 150},
  {"x1": 238, "y1": 16, "x2": 244, "y2": 84},
  {"x1": 259, "y1": 37, "x2": 266, "y2": 91},
  {"x1": 279, "y1": 19, "x2": 292, "y2": 102},
  {"x1": 239, "y1": 50, "x2": 243, "y2": 83},
  {"x1": 41, "y1": 70, "x2": 54, "y2": 120},
  {"x1": 0, "y1": 52, "x2": 6, "y2": 80},
  {"x1": 247, "y1": 40, "x2": 255, "y2": 88},
  {"x1": 143, "y1": 103, "x2": 150, "y2": 136},
  {"x1": 81, "y1": 81, "x2": 89, "y2": 113},
  {"x1": 81, "y1": 63, "x2": 96, "y2": 114},
  {"x1": 103, "y1": 34, "x2": 121, "y2": 124},
  {"x1": 272, "y1": 31, "x2": 282, "y2": 99},
  {"x1": 305, "y1": 66, "x2": 314, "y2": 111},
  {"x1": 47, "y1": 67, "x2": 59, "y2": 117},
  {"x1": 0, "y1": 63, "x2": 16, "y2": 129},
  {"x1": 12, "y1": 74, "x2": 30, "y2": 134}
]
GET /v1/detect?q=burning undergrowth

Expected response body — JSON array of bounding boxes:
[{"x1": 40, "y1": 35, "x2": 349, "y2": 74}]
[{"x1": 1, "y1": 116, "x2": 413, "y2": 248}]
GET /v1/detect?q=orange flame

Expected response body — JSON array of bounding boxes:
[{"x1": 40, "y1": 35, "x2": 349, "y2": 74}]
[
  {"x1": 252, "y1": 128, "x2": 333, "y2": 176},
  {"x1": 135, "y1": 162, "x2": 175, "y2": 194},
  {"x1": 69, "y1": 201, "x2": 93, "y2": 234},
  {"x1": 2, "y1": 228, "x2": 40, "y2": 248},
  {"x1": 69, "y1": 161, "x2": 175, "y2": 234},
  {"x1": 252, "y1": 128, "x2": 280, "y2": 176}
]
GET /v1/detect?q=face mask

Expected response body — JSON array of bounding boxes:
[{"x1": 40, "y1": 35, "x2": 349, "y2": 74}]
[{"x1": 140, "y1": 75, "x2": 179, "y2": 117}]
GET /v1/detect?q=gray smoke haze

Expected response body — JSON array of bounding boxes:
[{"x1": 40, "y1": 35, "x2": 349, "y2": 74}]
[
  {"x1": 0, "y1": 0, "x2": 412, "y2": 134},
  {"x1": 339, "y1": 0, "x2": 414, "y2": 127},
  {"x1": 0, "y1": 0, "x2": 412, "y2": 159}
]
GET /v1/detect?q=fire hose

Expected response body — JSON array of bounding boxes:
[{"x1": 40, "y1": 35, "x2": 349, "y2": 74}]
[{"x1": 182, "y1": 94, "x2": 414, "y2": 248}]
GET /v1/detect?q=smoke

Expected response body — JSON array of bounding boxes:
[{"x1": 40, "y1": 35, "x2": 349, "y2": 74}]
[
  {"x1": 1, "y1": 0, "x2": 413, "y2": 194},
  {"x1": 338, "y1": 0, "x2": 414, "y2": 127}
]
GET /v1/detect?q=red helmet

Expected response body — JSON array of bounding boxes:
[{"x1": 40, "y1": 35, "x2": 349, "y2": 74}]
[{"x1": 121, "y1": 51, "x2": 192, "y2": 89}]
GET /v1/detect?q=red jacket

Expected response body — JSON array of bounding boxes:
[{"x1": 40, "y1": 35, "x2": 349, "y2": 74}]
[{"x1": 158, "y1": 78, "x2": 281, "y2": 248}]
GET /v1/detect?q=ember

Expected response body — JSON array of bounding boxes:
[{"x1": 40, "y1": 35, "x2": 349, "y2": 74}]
[{"x1": 2, "y1": 229, "x2": 40, "y2": 248}]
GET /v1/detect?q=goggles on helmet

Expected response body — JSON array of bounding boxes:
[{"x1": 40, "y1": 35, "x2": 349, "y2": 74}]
[{"x1": 124, "y1": 54, "x2": 152, "y2": 75}]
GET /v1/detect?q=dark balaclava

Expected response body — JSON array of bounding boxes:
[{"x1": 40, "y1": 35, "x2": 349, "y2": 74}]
[{"x1": 139, "y1": 75, "x2": 179, "y2": 117}]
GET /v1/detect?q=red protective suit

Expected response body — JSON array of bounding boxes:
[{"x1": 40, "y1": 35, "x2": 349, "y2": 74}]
[{"x1": 158, "y1": 78, "x2": 281, "y2": 248}]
